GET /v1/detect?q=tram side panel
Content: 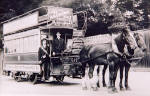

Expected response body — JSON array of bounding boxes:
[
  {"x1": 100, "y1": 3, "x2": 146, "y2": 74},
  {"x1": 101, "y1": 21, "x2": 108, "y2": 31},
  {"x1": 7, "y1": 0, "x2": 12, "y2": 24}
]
[{"x1": 3, "y1": 28, "x2": 41, "y2": 75}]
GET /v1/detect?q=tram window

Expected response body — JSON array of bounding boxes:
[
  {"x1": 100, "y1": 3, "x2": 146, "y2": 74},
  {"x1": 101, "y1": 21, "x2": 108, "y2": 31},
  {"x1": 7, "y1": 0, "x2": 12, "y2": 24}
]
[
  {"x1": 26, "y1": 35, "x2": 38, "y2": 53},
  {"x1": 23, "y1": 37, "x2": 28, "y2": 53},
  {"x1": 16, "y1": 39, "x2": 19, "y2": 53},
  {"x1": 23, "y1": 35, "x2": 39, "y2": 53},
  {"x1": 4, "y1": 47, "x2": 8, "y2": 53},
  {"x1": 6, "y1": 41, "x2": 11, "y2": 53},
  {"x1": 29, "y1": 35, "x2": 39, "y2": 52},
  {"x1": 4, "y1": 34, "x2": 39, "y2": 54},
  {"x1": 12, "y1": 39, "x2": 17, "y2": 53},
  {"x1": 19, "y1": 38, "x2": 24, "y2": 53}
]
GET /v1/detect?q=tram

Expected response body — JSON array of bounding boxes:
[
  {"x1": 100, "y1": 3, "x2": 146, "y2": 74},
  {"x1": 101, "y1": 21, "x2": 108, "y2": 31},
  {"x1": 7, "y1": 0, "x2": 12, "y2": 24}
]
[{"x1": 2, "y1": 6, "x2": 84, "y2": 83}]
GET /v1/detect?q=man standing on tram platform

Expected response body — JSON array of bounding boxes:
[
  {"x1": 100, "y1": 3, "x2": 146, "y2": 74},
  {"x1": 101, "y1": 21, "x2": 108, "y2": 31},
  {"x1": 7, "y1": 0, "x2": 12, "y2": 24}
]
[
  {"x1": 38, "y1": 38, "x2": 50, "y2": 80},
  {"x1": 52, "y1": 32, "x2": 65, "y2": 56}
]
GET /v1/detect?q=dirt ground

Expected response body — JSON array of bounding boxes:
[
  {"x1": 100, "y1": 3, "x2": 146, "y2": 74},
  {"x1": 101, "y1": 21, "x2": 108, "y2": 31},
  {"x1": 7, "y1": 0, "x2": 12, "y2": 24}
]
[{"x1": 0, "y1": 70, "x2": 150, "y2": 96}]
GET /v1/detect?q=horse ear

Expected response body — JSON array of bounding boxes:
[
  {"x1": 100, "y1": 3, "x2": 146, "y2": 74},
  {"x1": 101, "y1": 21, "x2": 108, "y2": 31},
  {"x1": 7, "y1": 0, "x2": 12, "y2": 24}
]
[
  {"x1": 122, "y1": 28, "x2": 130, "y2": 35},
  {"x1": 122, "y1": 33, "x2": 126, "y2": 40},
  {"x1": 122, "y1": 33, "x2": 125, "y2": 37},
  {"x1": 127, "y1": 45, "x2": 134, "y2": 55}
]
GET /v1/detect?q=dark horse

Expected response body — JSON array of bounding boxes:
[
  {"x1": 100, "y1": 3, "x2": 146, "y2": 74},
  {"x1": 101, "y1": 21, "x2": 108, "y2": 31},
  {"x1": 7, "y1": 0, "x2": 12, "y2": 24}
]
[
  {"x1": 119, "y1": 31, "x2": 147, "y2": 90},
  {"x1": 79, "y1": 28, "x2": 137, "y2": 92}
]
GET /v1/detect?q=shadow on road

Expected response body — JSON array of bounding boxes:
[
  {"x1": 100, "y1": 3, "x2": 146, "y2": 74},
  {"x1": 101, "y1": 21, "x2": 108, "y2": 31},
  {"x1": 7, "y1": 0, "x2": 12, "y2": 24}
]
[{"x1": 40, "y1": 81, "x2": 80, "y2": 86}]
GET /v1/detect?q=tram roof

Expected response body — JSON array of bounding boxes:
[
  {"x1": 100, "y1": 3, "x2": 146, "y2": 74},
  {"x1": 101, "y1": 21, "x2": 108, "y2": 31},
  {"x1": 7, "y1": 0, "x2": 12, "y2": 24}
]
[{"x1": 1, "y1": 6, "x2": 73, "y2": 24}]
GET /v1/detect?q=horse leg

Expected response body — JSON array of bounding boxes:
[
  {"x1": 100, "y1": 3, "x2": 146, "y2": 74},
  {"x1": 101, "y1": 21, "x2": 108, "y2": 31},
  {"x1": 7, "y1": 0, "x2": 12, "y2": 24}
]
[
  {"x1": 108, "y1": 61, "x2": 118, "y2": 92},
  {"x1": 108, "y1": 64, "x2": 113, "y2": 89},
  {"x1": 119, "y1": 63, "x2": 124, "y2": 90},
  {"x1": 81, "y1": 63, "x2": 88, "y2": 90},
  {"x1": 102, "y1": 65, "x2": 108, "y2": 87},
  {"x1": 125, "y1": 62, "x2": 131, "y2": 90},
  {"x1": 112, "y1": 63, "x2": 119, "y2": 92},
  {"x1": 96, "y1": 66, "x2": 100, "y2": 88},
  {"x1": 89, "y1": 64, "x2": 98, "y2": 91}
]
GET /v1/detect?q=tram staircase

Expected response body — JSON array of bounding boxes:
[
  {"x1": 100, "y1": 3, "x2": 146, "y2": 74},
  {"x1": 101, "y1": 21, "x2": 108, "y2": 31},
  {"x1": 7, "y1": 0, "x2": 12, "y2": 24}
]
[{"x1": 72, "y1": 30, "x2": 84, "y2": 55}]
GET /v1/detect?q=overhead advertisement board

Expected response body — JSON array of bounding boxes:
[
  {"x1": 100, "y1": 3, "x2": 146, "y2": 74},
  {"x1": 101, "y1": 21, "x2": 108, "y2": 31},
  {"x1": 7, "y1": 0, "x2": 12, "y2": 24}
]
[
  {"x1": 3, "y1": 12, "x2": 39, "y2": 35},
  {"x1": 73, "y1": 30, "x2": 84, "y2": 37},
  {"x1": 47, "y1": 7, "x2": 73, "y2": 28}
]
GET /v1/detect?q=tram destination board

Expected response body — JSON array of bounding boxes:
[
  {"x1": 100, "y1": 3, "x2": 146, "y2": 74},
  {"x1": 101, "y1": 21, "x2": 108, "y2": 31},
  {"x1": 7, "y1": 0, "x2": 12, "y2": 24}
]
[{"x1": 46, "y1": 6, "x2": 73, "y2": 28}]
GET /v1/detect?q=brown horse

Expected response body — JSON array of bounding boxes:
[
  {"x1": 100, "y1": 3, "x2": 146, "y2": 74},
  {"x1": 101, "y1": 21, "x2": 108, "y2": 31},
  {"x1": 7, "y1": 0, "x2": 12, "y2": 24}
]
[
  {"x1": 79, "y1": 28, "x2": 137, "y2": 92},
  {"x1": 119, "y1": 31, "x2": 147, "y2": 91}
]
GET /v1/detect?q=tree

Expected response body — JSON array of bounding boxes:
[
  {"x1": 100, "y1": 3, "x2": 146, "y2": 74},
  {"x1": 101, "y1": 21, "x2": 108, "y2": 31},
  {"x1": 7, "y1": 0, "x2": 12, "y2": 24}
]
[
  {"x1": 116, "y1": 0, "x2": 150, "y2": 30},
  {"x1": 69, "y1": 0, "x2": 126, "y2": 36},
  {"x1": 0, "y1": 0, "x2": 43, "y2": 50},
  {"x1": 0, "y1": 0, "x2": 43, "y2": 22},
  {"x1": 0, "y1": 0, "x2": 149, "y2": 36}
]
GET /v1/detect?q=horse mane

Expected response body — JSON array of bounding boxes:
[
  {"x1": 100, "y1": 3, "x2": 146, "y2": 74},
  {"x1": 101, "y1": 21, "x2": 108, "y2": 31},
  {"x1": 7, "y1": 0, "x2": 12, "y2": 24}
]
[
  {"x1": 134, "y1": 32, "x2": 146, "y2": 51},
  {"x1": 114, "y1": 33, "x2": 125, "y2": 53}
]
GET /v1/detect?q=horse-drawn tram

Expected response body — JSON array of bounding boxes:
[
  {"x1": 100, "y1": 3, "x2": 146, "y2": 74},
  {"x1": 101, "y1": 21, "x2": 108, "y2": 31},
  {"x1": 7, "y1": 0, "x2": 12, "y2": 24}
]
[
  {"x1": 2, "y1": 6, "x2": 147, "y2": 92},
  {"x1": 2, "y1": 6, "x2": 83, "y2": 83}
]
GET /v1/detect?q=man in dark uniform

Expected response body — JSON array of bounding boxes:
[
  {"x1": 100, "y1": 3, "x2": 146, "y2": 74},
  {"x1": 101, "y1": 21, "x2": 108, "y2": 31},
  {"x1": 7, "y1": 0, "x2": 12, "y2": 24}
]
[
  {"x1": 51, "y1": 32, "x2": 65, "y2": 75},
  {"x1": 38, "y1": 38, "x2": 50, "y2": 80},
  {"x1": 52, "y1": 32, "x2": 65, "y2": 56}
]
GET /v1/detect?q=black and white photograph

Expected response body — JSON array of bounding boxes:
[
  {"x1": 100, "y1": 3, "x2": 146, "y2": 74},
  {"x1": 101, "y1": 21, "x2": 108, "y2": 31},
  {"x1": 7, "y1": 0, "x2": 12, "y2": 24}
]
[{"x1": 0, "y1": 0, "x2": 150, "y2": 96}]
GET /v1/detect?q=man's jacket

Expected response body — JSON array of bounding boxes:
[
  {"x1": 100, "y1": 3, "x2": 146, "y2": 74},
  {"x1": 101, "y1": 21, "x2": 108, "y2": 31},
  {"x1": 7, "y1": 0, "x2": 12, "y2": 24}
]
[
  {"x1": 38, "y1": 47, "x2": 50, "y2": 63},
  {"x1": 52, "y1": 38, "x2": 65, "y2": 53}
]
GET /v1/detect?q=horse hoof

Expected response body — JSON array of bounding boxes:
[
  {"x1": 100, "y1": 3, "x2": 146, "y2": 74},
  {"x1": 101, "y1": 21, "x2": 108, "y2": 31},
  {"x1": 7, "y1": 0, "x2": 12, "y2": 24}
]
[
  {"x1": 126, "y1": 86, "x2": 131, "y2": 91},
  {"x1": 82, "y1": 87, "x2": 88, "y2": 90},
  {"x1": 120, "y1": 87, "x2": 125, "y2": 91},
  {"x1": 108, "y1": 86, "x2": 112, "y2": 89},
  {"x1": 112, "y1": 87, "x2": 118, "y2": 93},
  {"x1": 97, "y1": 83, "x2": 100, "y2": 88},
  {"x1": 103, "y1": 84, "x2": 107, "y2": 87},
  {"x1": 120, "y1": 86, "x2": 125, "y2": 91},
  {"x1": 108, "y1": 87, "x2": 117, "y2": 94},
  {"x1": 92, "y1": 87, "x2": 98, "y2": 91}
]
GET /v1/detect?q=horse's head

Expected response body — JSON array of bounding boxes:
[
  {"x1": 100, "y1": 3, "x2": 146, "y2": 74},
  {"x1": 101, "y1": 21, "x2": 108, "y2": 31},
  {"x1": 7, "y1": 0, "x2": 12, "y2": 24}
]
[
  {"x1": 133, "y1": 32, "x2": 147, "y2": 52},
  {"x1": 121, "y1": 28, "x2": 137, "y2": 55}
]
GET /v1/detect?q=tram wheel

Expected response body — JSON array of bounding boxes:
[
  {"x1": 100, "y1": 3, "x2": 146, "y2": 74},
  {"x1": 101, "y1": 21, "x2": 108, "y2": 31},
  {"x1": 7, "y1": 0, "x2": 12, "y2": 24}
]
[
  {"x1": 29, "y1": 74, "x2": 35, "y2": 82},
  {"x1": 33, "y1": 75, "x2": 38, "y2": 84},
  {"x1": 14, "y1": 76, "x2": 18, "y2": 81},
  {"x1": 56, "y1": 76, "x2": 64, "y2": 83},
  {"x1": 33, "y1": 74, "x2": 41, "y2": 85},
  {"x1": 14, "y1": 72, "x2": 22, "y2": 82},
  {"x1": 16, "y1": 77, "x2": 22, "y2": 82}
]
